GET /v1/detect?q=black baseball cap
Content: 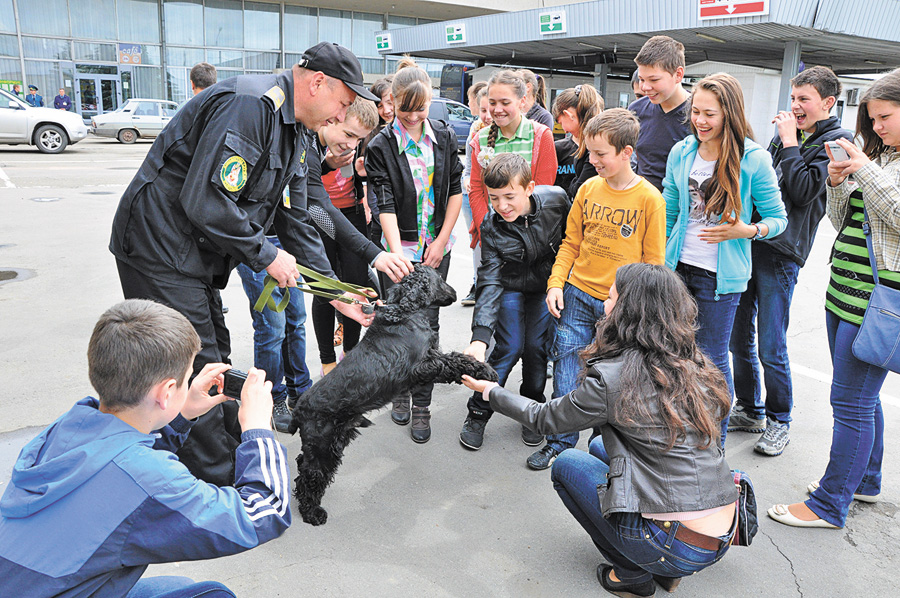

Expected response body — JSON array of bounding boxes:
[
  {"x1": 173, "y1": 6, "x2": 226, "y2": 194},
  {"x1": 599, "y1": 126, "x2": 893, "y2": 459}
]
[{"x1": 298, "y1": 42, "x2": 379, "y2": 102}]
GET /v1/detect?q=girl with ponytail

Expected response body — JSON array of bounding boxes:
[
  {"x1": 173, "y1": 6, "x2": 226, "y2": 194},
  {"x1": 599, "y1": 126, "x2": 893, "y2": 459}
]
[
  {"x1": 468, "y1": 70, "x2": 557, "y2": 246},
  {"x1": 552, "y1": 84, "x2": 604, "y2": 198}
]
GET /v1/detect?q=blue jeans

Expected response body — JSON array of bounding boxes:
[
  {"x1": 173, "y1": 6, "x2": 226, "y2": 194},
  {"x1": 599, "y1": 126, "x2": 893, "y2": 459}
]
[
  {"x1": 730, "y1": 244, "x2": 800, "y2": 424},
  {"x1": 127, "y1": 577, "x2": 234, "y2": 598},
  {"x1": 675, "y1": 263, "x2": 741, "y2": 440},
  {"x1": 551, "y1": 439, "x2": 731, "y2": 584},
  {"x1": 546, "y1": 283, "x2": 605, "y2": 452},
  {"x1": 806, "y1": 311, "x2": 886, "y2": 526},
  {"x1": 236, "y1": 237, "x2": 311, "y2": 402},
  {"x1": 467, "y1": 290, "x2": 551, "y2": 419}
]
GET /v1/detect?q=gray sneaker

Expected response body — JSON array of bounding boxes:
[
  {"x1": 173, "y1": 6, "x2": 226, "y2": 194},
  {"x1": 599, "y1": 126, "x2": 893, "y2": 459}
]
[
  {"x1": 727, "y1": 405, "x2": 766, "y2": 433},
  {"x1": 272, "y1": 397, "x2": 292, "y2": 434},
  {"x1": 754, "y1": 419, "x2": 790, "y2": 456},
  {"x1": 459, "y1": 417, "x2": 487, "y2": 450}
]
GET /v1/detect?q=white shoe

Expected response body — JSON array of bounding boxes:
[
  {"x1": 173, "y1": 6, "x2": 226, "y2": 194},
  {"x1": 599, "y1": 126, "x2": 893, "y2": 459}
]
[
  {"x1": 767, "y1": 504, "x2": 840, "y2": 529},
  {"x1": 806, "y1": 480, "x2": 880, "y2": 503}
]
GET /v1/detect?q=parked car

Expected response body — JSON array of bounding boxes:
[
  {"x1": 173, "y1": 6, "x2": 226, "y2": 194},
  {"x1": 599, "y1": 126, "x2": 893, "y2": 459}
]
[
  {"x1": 91, "y1": 98, "x2": 179, "y2": 143},
  {"x1": 428, "y1": 97, "x2": 475, "y2": 148},
  {"x1": 0, "y1": 89, "x2": 88, "y2": 153}
]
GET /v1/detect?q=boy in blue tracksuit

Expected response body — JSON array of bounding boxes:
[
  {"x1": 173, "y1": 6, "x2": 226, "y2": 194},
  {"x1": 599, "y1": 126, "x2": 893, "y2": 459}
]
[{"x1": 0, "y1": 299, "x2": 291, "y2": 598}]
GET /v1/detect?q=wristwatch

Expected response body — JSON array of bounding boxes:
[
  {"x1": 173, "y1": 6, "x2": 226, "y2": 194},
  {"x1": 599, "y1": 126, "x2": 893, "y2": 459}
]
[{"x1": 752, "y1": 223, "x2": 764, "y2": 240}]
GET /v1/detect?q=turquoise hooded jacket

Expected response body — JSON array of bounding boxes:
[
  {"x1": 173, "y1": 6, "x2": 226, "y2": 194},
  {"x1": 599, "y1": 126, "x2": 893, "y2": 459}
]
[{"x1": 663, "y1": 135, "x2": 787, "y2": 295}]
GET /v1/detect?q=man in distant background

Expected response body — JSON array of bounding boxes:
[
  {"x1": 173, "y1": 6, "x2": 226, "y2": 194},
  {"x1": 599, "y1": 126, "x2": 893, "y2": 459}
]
[
  {"x1": 54, "y1": 88, "x2": 72, "y2": 111},
  {"x1": 190, "y1": 62, "x2": 217, "y2": 95},
  {"x1": 11, "y1": 83, "x2": 20, "y2": 96},
  {"x1": 25, "y1": 85, "x2": 42, "y2": 107}
]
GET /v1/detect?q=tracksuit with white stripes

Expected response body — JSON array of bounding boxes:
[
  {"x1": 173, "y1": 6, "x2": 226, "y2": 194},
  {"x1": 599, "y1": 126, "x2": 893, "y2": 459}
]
[{"x1": 0, "y1": 397, "x2": 291, "y2": 597}]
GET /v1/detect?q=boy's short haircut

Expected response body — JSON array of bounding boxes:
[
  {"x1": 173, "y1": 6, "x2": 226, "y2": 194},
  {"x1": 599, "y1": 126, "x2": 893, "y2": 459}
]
[
  {"x1": 88, "y1": 300, "x2": 200, "y2": 410},
  {"x1": 583, "y1": 108, "x2": 640, "y2": 153},
  {"x1": 483, "y1": 153, "x2": 532, "y2": 190},
  {"x1": 189, "y1": 62, "x2": 217, "y2": 90},
  {"x1": 791, "y1": 65, "x2": 842, "y2": 101},
  {"x1": 634, "y1": 36, "x2": 686, "y2": 74},
  {"x1": 346, "y1": 96, "x2": 379, "y2": 130}
]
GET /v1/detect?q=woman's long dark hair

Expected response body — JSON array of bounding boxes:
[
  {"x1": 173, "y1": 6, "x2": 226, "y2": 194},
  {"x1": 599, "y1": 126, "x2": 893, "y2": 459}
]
[
  {"x1": 856, "y1": 67, "x2": 900, "y2": 159},
  {"x1": 580, "y1": 263, "x2": 731, "y2": 449}
]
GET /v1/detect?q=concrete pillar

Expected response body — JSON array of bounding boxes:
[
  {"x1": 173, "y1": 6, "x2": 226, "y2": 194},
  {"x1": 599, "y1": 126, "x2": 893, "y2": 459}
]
[
  {"x1": 594, "y1": 63, "x2": 610, "y2": 105},
  {"x1": 777, "y1": 40, "x2": 802, "y2": 112}
]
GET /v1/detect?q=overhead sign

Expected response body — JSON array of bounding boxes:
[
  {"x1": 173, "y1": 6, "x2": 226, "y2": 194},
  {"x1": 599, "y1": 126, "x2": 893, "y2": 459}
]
[
  {"x1": 539, "y1": 11, "x2": 566, "y2": 35},
  {"x1": 118, "y1": 43, "x2": 142, "y2": 64},
  {"x1": 376, "y1": 33, "x2": 392, "y2": 51},
  {"x1": 446, "y1": 24, "x2": 466, "y2": 44},
  {"x1": 699, "y1": 0, "x2": 769, "y2": 20}
]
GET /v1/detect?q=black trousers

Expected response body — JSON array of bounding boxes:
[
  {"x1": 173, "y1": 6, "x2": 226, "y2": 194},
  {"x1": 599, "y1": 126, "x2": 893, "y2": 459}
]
[{"x1": 116, "y1": 259, "x2": 241, "y2": 487}]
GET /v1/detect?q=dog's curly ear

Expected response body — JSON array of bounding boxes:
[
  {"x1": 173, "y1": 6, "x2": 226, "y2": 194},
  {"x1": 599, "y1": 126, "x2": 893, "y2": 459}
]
[{"x1": 379, "y1": 266, "x2": 429, "y2": 322}]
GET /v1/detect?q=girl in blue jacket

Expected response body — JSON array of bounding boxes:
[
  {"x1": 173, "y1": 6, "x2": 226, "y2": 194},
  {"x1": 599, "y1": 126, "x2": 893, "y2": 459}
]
[{"x1": 662, "y1": 73, "x2": 786, "y2": 436}]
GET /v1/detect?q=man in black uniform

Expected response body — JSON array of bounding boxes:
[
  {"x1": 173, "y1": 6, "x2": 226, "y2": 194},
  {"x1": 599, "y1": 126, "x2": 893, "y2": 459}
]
[{"x1": 109, "y1": 43, "x2": 412, "y2": 485}]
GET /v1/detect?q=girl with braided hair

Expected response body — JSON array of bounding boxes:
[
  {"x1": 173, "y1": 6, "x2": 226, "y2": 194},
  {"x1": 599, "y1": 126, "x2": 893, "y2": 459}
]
[{"x1": 468, "y1": 70, "x2": 557, "y2": 247}]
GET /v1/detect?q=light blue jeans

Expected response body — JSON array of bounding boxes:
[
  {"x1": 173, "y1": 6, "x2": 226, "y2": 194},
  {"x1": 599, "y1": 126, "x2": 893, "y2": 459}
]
[{"x1": 126, "y1": 577, "x2": 234, "y2": 598}]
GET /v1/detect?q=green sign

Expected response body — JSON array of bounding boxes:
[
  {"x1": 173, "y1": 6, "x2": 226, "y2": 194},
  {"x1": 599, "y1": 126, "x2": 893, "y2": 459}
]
[
  {"x1": 446, "y1": 24, "x2": 465, "y2": 44},
  {"x1": 376, "y1": 33, "x2": 391, "y2": 51},
  {"x1": 539, "y1": 11, "x2": 566, "y2": 34}
]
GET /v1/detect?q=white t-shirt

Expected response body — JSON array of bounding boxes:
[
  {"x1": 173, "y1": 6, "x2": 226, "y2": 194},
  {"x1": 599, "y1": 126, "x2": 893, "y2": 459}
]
[{"x1": 678, "y1": 154, "x2": 719, "y2": 272}]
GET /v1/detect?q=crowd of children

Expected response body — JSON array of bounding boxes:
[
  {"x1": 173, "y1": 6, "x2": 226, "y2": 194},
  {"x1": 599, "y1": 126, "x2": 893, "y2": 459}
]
[{"x1": 4, "y1": 34, "x2": 899, "y2": 598}]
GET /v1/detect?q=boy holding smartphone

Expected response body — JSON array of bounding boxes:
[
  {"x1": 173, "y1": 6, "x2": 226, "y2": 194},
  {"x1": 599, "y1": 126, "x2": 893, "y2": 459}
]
[{"x1": 729, "y1": 66, "x2": 852, "y2": 456}]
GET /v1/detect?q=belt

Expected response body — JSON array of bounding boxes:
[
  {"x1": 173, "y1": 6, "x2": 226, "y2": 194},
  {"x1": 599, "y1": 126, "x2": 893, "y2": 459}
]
[{"x1": 648, "y1": 519, "x2": 725, "y2": 551}]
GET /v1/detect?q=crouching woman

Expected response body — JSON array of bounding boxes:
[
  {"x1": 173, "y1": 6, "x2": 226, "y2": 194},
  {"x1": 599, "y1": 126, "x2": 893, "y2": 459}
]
[{"x1": 464, "y1": 263, "x2": 738, "y2": 597}]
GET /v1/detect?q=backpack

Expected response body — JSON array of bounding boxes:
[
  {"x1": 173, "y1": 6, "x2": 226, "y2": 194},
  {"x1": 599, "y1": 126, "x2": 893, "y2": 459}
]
[{"x1": 731, "y1": 469, "x2": 759, "y2": 546}]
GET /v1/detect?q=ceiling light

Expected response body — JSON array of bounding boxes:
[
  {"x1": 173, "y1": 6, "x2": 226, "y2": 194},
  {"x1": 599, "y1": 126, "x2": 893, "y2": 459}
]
[
  {"x1": 578, "y1": 42, "x2": 604, "y2": 50},
  {"x1": 696, "y1": 32, "x2": 726, "y2": 44}
]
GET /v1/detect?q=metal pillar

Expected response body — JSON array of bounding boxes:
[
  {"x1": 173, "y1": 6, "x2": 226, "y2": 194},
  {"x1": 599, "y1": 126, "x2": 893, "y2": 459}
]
[
  {"x1": 594, "y1": 63, "x2": 610, "y2": 105},
  {"x1": 777, "y1": 40, "x2": 802, "y2": 112}
]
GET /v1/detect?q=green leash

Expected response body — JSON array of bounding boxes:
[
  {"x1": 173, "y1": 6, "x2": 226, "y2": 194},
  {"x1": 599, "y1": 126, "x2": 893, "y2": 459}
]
[{"x1": 253, "y1": 264, "x2": 377, "y2": 314}]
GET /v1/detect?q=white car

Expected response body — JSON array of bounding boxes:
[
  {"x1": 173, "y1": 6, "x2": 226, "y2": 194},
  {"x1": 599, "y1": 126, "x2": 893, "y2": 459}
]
[
  {"x1": 0, "y1": 89, "x2": 88, "y2": 153},
  {"x1": 91, "y1": 98, "x2": 178, "y2": 144}
]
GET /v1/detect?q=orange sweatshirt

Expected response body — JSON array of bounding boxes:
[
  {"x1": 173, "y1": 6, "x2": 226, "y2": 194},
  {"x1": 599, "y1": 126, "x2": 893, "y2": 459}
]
[{"x1": 548, "y1": 176, "x2": 666, "y2": 300}]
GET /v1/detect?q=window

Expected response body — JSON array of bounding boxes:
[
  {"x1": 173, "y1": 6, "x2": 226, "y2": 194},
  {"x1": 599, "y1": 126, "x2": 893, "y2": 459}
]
[
  {"x1": 205, "y1": 0, "x2": 243, "y2": 48},
  {"x1": 0, "y1": 33, "x2": 17, "y2": 57},
  {"x1": 166, "y1": 46, "x2": 205, "y2": 68},
  {"x1": 284, "y1": 6, "x2": 316, "y2": 53},
  {"x1": 0, "y1": 57, "x2": 19, "y2": 85},
  {"x1": 140, "y1": 45, "x2": 162, "y2": 66},
  {"x1": 19, "y1": 1, "x2": 69, "y2": 36},
  {"x1": 245, "y1": 51, "x2": 279, "y2": 71},
  {"x1": 166, "y1": 67, "x2": 191, "y2": 104},
  {"x1": 207, "y1": 50, "x2": 242, "y2": 69},
  {"x1": 118, "y1": 0, "x2": 161, "y2": 43},
  {"x1": 352, "y1": 13, "x2": 382, "y2": 58},
  {"x1": 25, "y1": 61, "x2": 66, "y2": 100},
  {"x1": 71, "y1": 0, "x2": 117, "y2": 40},
  {"x1": 0, "y1": 0, "x2": 14, "y2": 33},
  {"x1": 319, "y1": 10, "x2": 351, "y2": 49},
  {"x1": 244, "y1": 2, "x2": 280, "y2": 51},
  {"x1": 447, "y1": 102, "x2": 474, "y2": 123},
  {"x1": 164, "y1": 0, "x2": 203, "y2": 46},
  {"x1": 162, "y1": 103, "x2": 178, "y2": 117},
  {"x1": 23, "y1": 38, "x2": 71, "y2": 61},
  {"x1": 74, "y1": 43, "x2": 118, "y2": 63},
  {"x1": 134, "y1": 66, "x2": 164, "y2": 99},
  {"x1": 358, "y1": 58, "x2": 384, "y2": 75},
  {"x1": 387, "y1": 16, "x2": 416, "y2": 29},
  {"x1": 134, "y1": 101, "x2": 159, "y2": 116}
]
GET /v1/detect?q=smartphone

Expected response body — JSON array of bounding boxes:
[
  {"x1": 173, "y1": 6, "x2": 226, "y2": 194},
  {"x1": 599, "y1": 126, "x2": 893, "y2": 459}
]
[
  {"x1": 222, "y1": 368, "x2": 248, "y2": 399},
  {"x1": 827, "y1": 141, "x2": 850, "y2": 162}
]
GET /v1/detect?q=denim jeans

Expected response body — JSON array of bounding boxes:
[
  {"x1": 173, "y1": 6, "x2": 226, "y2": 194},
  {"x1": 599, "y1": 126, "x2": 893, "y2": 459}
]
[
  {"x1": 467, "y1": 290, "x2": 551, "y2": 419},
  {"x1": 546, "y1": 283, "x2": 605, "y2": 452},
  {"x1": 806, "y1": 311, "x2": 887, "y2": 527},
  {"x1": 551, "y1": 439, "x2": 731, "y2": 584},
  {"x1": 126, "y1": 577, "x2": 234, "y2": 598},
  {"x1": 730, "y1": 244, "x2": 800, "y2": 424},
  {"x1": 236, "y1": 237, "x2": 312, "y2": 402},
  {"x1": 675, "y1": 263, "x2": 741, "y2": 441}
]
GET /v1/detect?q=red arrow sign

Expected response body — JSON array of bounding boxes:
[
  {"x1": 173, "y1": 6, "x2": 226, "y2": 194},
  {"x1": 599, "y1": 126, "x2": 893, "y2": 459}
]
[{"x1": 700, "y1": 1, "x2": 766, "y2": 19}]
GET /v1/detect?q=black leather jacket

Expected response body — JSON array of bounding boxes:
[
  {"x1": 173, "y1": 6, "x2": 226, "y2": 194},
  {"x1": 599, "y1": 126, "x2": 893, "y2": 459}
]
[
  {"x1": 489, "y1": 356, "x2": 738, "y2": 515},
  {"x1": 471, "y1": 185, "x2": 570, "y2": 344}
]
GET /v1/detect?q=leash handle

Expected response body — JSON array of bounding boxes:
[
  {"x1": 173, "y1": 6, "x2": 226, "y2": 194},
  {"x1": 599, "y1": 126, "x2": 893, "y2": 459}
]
[{"x1": 253, "y1": 265, "x2": 378, "y2": 313}]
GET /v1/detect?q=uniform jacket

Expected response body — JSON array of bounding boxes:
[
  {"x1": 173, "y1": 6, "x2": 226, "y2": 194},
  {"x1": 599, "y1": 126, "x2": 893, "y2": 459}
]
[
  {"x1": 364, "y1": 118, "x2": 463, "y2": 243},
  {"x1": 25, "y1": 93, "x2": 43, "y2": 107},
  {"x1": 489, "y1": 356, "x2": 739, "y2": 515},
  {"x1": 0, "y1": 398, "x2": 291, "y2": 597},
  {"x1": 471, "y1": 185, "x2": 571, "y2": 345},
  {"x1": 54, "y1": 94, "x2": 72, "y2": 111},
  {"x1": 109, "y1": 70, "x2": 380, "y2": 289},
  {"x1": 765, "y1": 116, "x2": 851, "y2": 266},
  {"x1": 663, "y1": 136, "x2": 788, "y2": 295}
]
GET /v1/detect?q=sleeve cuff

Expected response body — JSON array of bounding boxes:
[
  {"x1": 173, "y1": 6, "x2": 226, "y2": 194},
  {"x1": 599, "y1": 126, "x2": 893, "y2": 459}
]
[
  {"x1": 471, "y1": 326, "x2": 493, "y2": 345},
  {"x1": 168, "y1": 414, "x2": 194, "y2": 434},
  {"x1": 483, "y1": 382, "x2": 500, "y2": 404},
  {"x1": 241, "y1": 428, "x2": 276, "y2": 442}
]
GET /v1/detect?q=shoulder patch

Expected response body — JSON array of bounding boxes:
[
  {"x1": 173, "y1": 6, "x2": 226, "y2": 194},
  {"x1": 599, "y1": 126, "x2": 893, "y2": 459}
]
[
  {"x1": 263, "y1": 86, "x2": 285, "y2": 111},
  {"x1": 221, "y1": 156, "x2": 248, "y2": 192}
]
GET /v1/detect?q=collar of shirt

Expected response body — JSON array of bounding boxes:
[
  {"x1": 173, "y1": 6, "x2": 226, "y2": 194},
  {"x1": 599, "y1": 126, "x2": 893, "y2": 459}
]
[
  {"x1": 393, "y1": 118, "x2": 436, "y2": 154},
  {"x1": 275, "y1": 69, "x2": 296, "y2": 126},
  {"x1": 499, "y1": 116, "x2": 530, "y2": 143}
]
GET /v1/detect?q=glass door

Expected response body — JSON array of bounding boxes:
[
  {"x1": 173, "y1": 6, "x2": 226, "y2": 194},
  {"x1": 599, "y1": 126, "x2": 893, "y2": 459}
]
[
  {"x1": 100, "y1": 79, "x2": 119, "y2": 113},
  {"x1": 78, "y1": 78, "x2": 99, "y2": 119},
  {"x1": 76, "y1": 76, "x2": 121, "y2": 119}
]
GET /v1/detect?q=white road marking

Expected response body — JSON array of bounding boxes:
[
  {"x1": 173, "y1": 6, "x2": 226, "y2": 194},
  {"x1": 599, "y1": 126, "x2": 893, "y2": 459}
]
[
  {"x1": 0, "y1": 164, "x2": 14, "y2": 188},
  {"x1": 792, "y1": 363, "x2": 900, "y2": 407}
]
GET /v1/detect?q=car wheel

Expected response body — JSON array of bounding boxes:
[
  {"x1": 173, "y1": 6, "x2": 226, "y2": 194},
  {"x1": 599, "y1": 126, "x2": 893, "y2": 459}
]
[
  {"x1": 118, "y1": 128, "x2": 137, "y2": 144},
  {"x1": 35, "y1": 125, "x2": 68, "y2": 154}
]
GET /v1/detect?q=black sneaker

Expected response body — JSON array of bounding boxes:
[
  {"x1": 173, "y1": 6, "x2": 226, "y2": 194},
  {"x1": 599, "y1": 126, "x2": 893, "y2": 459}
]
[
  {"x1": 272, "y1": 397, "x2": 292, "y2": 434},
  {"x1": 460, "y1": 285, "x2": 476, "y2": 306},
  {"x1": 459, "y1": 417, "x2": 487, "y2": 450},
  {"x1": 521, "y1": 425, "x2": 543, "y2": 446},
  {"x1": 526, "y1": 445, "x2": 560, "y2": 470}
]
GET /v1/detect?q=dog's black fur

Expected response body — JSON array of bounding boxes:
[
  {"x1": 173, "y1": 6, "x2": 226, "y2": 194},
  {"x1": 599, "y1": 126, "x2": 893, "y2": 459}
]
[{"x1": 287, "y1": 264, "x2": 498, "y2": 525}]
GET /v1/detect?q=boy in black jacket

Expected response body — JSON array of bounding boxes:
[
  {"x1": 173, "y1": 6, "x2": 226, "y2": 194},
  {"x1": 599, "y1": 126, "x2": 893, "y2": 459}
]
[
  {"x1": 459, "y1": 153, "x2": 571, "y2": 450},
  {"x1": 730, "y1": 66, "x2": 852, "y2": 456}
]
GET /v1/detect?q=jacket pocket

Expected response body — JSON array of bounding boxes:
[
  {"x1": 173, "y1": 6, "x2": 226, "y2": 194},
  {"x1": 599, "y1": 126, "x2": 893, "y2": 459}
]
[
  {"x1": 247, "y1": 152, "x2": 282, "y2": 201},
  {"x1": 211, "y1": 129, "x2": 263, "y2": 198}
]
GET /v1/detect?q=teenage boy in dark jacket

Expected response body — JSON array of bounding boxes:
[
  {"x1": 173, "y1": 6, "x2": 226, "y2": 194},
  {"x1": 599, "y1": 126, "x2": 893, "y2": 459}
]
[
  {"x1": 730, "y1": 66, "x2": 852, "y2": 456},
  {"x1": 459, "y1": 153, "x2": 570, "y2": 450}
]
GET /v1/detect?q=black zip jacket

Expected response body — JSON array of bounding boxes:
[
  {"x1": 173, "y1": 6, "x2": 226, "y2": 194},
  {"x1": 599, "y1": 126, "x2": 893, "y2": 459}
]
[
  {"x1": 763, "y1": 116, "x2": 852, "y2": 266},
  {"x1": 554, "y1": 137, "x2": 594, "y2": 199},
  {"x1": 364, "y1": 119, "x2": 463, "y2": 243},
  {"x1": 471, "y1": 185, "x2": 571, "y2": 345}
]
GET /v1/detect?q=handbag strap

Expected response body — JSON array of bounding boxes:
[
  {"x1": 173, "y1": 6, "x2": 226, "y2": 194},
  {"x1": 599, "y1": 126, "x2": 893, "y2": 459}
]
[{"x1": 862, "y1": 207, "x2": 881, "y2": 286}]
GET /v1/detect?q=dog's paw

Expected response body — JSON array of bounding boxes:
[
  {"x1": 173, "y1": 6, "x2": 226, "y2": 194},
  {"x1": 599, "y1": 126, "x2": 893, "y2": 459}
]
[
  {"x1": 301, "y1": 506, "x2": 328, "y2": 526},
  {"x1": 470, "y1": 361, "x2": 499, "y2": 383}
]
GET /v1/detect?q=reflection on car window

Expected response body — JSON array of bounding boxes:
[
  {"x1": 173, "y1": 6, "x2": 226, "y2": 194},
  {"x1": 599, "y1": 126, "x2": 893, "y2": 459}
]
[
  {"x1": 162, "y1": 105, "x2": 177, "y2": 117},
  {"x1": 447, "y1": 103, "x2": 473, "y2": 122},
  {"x1": 133, "y1": 102, "x2": 159, "y2": 116}
]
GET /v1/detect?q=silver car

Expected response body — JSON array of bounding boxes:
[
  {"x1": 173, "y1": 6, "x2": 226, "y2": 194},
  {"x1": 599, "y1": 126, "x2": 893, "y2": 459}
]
[
  {"x1": 0, "y1": 89, "x2": 88, "y2": 153},
  {"x1": 91, "y1": 98, "x2": 178, "y2": 144}
]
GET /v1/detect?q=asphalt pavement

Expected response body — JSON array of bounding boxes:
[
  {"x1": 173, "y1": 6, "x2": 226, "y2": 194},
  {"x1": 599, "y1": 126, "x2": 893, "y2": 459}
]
[{"x1": 0, "y1": 136, "x2": 898, "y2": 597}]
